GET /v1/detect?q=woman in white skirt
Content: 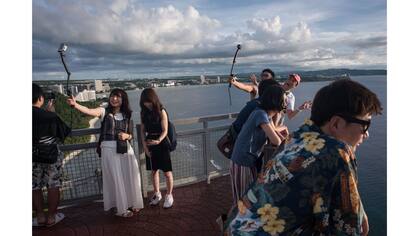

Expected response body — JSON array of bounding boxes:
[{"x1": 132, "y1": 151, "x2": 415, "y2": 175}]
[{"x1": 67, "y1": 89, "x2": 143, "y2": 217}]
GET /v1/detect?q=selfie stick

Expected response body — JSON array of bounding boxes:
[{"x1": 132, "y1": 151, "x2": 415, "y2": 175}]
[
  {"x1": 58, "y1": 43, "x2": 73, "y2": 128},
  {"x1": 228, "y1": 44, "x2": 241, "y2": 106},
  {"x1": 58, "y1": 43, "x2": 71, "y2": 96}
]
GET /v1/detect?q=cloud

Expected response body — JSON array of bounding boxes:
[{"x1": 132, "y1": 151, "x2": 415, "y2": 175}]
[
  {"x1": 288, "y1": 22, "x2": 311, "y2": 42},
  {"x1": 247, "y1": 16, "x2": 282, "y2": 39},
  {"x1": 32, "y1": 0, "x2": 386, "y2": 79},
  {"x1": 33, "y1": 1, "x2": 220, "y2": 55}
]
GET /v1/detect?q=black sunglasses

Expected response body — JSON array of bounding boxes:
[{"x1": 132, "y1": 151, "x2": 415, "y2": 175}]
[
  {"x1": 336, "y1": 114, "x2": 371, "y2": 134},
  {"x1": 261, "y1": 73, "x2": 271, "y2": 77}
]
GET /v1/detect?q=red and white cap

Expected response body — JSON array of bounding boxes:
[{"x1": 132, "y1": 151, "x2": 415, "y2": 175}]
[{"x1": 289, "y1": 74, "x2": 301, "y2": 86}]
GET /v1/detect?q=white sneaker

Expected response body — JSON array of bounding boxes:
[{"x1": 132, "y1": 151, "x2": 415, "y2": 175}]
[
  {"x1": 149, "y1": 192, "x2": 162, "y2": 206},
  {"x1": 163, "y1": 194, "x2": 174, "y2": 209}
]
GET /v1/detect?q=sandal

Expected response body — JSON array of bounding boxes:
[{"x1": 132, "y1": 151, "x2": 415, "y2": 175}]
[
  {"x1": 115, "y1": 210, "x2": 133, "y2": 218},
  {"x1": 32, "y1": 215, "x2": 46, "y2": 227},
  {"x1": 46, "y1": 213, "x2": 65, "y2": 227},
  {"x1": 131, "y1": 208, "x2": 141, "y2": 213}
]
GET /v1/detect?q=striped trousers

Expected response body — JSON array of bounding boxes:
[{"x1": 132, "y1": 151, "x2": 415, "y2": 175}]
[{"x1": 229, "y1": 161, "x2": 257, "y2": 207}]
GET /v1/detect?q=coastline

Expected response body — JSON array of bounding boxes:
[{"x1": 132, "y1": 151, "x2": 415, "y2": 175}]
[{"x1": 62, "y1": 117, "x2": 100, "y2": 165}]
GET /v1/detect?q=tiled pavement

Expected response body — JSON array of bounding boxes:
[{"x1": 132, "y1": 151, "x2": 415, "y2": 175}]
[{"x1": 33, "y1": 175, "x2": 233, "y2": 236}]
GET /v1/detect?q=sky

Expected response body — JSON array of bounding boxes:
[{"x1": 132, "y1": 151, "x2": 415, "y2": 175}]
[{"x1": 32, "y1": 0, "x2": 387, "y2": 80}]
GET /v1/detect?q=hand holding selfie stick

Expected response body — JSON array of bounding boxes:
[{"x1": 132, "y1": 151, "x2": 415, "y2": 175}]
[{"x1": 228, "y1": 44, "x2": 241, "y2": 106}]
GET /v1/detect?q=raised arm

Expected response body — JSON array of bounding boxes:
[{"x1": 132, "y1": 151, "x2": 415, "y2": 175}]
[
  {"x1": 286, "y1": 101, "x2": 312, "y2": 120},
  {"x1": 229, "y1": 76, "x2": 258, "y2": 95},
  {"x1": 66, "y1": 96, "x2": 103, "y2": 117}
]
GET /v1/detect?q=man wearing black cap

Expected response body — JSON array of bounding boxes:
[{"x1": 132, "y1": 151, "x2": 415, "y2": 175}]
[{"x1": 228, "y1": 68, "x2": 275, "y2": 100}]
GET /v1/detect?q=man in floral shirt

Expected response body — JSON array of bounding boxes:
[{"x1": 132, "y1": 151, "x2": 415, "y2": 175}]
[{"x1": 224, "y1": 79, "x2": 382, "y2": 235}]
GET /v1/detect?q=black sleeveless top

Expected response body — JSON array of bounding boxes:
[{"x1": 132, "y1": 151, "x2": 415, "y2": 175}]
[
  {"x1": 143, "y1": 108, "x2": 166, "y2": 134},
  {"x1": 101, "y1": 110, "x2": 130, "y2": 141}
]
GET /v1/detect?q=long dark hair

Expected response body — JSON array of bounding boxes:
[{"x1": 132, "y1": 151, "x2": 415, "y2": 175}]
[
  {"x1": 107, "y1": 88, "x2": 132, "y2": 119},
  {"x1": 259, "y1": 85, "x2": 286, "y2": 113},
  {"x1": 140, "y1": 88, "x2": 163, "y2": 123}
]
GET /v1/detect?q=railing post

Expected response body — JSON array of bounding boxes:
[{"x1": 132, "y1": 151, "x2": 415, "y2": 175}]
[
  {"x1": 136, "y1": 124, "x2": 149, "y2": 198},
  {"x1": 203, "y1": 121, "x2": 211, "y2": 184}
]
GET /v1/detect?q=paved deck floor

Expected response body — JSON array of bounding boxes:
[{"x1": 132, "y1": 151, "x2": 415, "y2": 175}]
[{"x1": 33, "y1": 175, "x2": 232, "y2": 236}]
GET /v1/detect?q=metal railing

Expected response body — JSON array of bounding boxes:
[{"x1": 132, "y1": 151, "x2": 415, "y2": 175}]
[
  {"x1": 56, "y1": 113, "x2": 238, "y2": 203},
  {"x1": 136, "y1": 113, "x2": 239, "y2": 198}
]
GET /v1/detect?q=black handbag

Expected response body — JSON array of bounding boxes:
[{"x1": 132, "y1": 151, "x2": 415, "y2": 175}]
[
  {"x1": 33, "y1": 143, "x2": 59, "y2": 164},
  {"x1": 116, "y1": 114, "x2": 130, "y2": 154},
  {"x1": 216, "y1": 125, "x2": 238, "y2": 159},
  {"x1": 116, "y1": 139, "x2": 128, "y2": 154}
]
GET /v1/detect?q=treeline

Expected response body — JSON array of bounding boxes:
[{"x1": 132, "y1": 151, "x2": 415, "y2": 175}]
[{"x1": 51, "y1": 93, "x2": 103, "y2": 144}]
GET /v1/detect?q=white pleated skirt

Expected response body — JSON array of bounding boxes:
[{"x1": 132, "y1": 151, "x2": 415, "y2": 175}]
[{"x1": 101, "y1": 141, "x2": 144, "y2": 214}]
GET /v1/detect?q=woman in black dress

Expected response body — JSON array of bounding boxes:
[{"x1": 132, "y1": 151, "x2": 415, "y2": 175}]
[{"x1": 140, "y1": 88, "x2": 174, "y2": 208}]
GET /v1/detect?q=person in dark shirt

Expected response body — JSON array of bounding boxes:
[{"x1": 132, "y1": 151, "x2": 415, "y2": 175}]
[{"x1": 32, "y1": 83, "x2": 70, "y2": 227}]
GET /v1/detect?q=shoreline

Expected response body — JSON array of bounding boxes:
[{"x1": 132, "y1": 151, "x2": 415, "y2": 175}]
[{"x1": 62, "y1": 117, "x2": 99, "y2": 165}]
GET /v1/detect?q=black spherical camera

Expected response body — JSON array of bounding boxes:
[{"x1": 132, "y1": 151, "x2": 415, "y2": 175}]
[{"x1": 43, "y1": 89, "x2": 56, "y2": 100}]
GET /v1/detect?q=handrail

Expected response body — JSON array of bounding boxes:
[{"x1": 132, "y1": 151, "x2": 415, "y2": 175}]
[
  {"x1": 56, "y1": 112, "x2": 240, "y2": 202},
  {"x1": 173, "y1": 112, "x2": 239, "y2": 126},
  {"x1": 68, "y1": 128, "x2": 101, "y2": 137}
]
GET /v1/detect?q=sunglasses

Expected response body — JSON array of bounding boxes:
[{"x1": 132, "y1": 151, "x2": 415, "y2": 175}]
[
  {"x1": 261, "y1": 73, "x2": 271, "y2": 78},
  {"x1": 336, "y1": 114, "x2": 371, "y2": 134}
]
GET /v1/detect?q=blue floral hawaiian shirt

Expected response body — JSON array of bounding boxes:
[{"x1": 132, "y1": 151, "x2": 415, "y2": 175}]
[{"x1": 224, "y1": 119, "x2": 366, "y2": 235}]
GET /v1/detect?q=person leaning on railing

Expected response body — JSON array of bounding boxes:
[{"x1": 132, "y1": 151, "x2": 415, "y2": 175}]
[
  {"x1": 224, "y1": 79, "x2": 382, "y2": 236},
  {"x1": 229, "y1": 85, "x2": 287, "y2": 207},
  {"x1": 67, "y1": 89, "x2": 144, "y2": 218},
  {"x1": 217, "y1": 78, "x2": 289, "y2": 159}
]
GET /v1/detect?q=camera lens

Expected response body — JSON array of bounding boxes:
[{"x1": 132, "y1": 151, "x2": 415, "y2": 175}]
[{"x1": 44, "y1": 91, "x2": 56, "y2": 100}]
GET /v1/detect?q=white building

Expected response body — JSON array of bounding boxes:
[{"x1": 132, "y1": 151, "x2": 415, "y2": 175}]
[
  {"x1": 200, "y1": 75, "x2": 209, "y2": 85},
  {"x1": 87, "y1": 90, "x2": 96, "y2": 100},
  {"x1": 95, "y1": 80, "x2": 103, "y2": 92},
  {"x1": 102, "y1": 83, "x2": 111, "y2": 92},
  {"x1": 70, "y1": 86, "x2": 78, "y2": 96},
  {"x1": 75, "y1": 89, "x2": 96, "y2": 102},
  {"x1": 50, "y1": 84, "x2": 64, "y2": 94},
  {"x1": 165, "y1": 80, "x2": 175, "y2": 87}
]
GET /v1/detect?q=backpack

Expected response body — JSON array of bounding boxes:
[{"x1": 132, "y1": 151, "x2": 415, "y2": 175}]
[{"x1": 166, "y1": 113, "x2": 177, "y2": 152}]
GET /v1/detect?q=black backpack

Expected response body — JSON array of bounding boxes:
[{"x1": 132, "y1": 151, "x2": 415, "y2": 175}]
[{"x1": 166, "y1": 115, "x2": 177, "y2": 152}]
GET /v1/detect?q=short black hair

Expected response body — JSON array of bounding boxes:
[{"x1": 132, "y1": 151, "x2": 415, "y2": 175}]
[
  {"x1": 33, "y1": 83, "x2": 43, "y2": 104},
  {"x1": 310, "y1": 79, "x2": 382, "y2": 127},
  {"x1": 261, "y1": 68, "x2": 275, "y2": 79},
  {"x1": 258, "y1": 79, "x2": 280, "y2": 96},
  {"x1": 259, "y1": 85, "x2": 286, "y2": 112}
]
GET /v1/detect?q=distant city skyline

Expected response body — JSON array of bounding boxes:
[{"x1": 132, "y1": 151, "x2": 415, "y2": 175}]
[{"x1": 33, "y1": 0, "x2": 386, "y2": 80}]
